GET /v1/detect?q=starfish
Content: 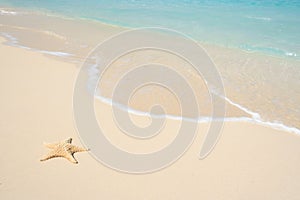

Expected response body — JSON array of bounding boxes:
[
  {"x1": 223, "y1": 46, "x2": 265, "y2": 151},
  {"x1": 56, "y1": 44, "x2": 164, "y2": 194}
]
[{"x1": 40, "y1": 138, "x2": 89, "y2": 164}]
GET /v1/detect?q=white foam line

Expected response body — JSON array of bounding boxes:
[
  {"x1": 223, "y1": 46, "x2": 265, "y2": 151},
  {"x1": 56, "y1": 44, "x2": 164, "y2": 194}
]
[
  {"x1": 40, "y1": 50, "x2": 73, "y2": 57},
  {"x1": 0, "y1": 9, "x2": 17, "y2": 16},
  {"x1": 95, "y1": 95, "x2": 253, "y2": 123},
  {"x1": 209, "y1": 88, "x2": 262, "y2": 120},
  {"x1": 94, "y1": 92, "x2": 300, "y2": 135},
  {"x1": 1, "y1": 33, "x2": 18, "y2": 43},
  {"x1": 246, "y1": 16, "x2": 272, "y2": 21},
  {"x1": 223, "y1": 95, "x2": 261, "y2": 120},
  {"x1": 251, "y1": 120, "x2": 300, "y2": 135},
  {"x1": 218, "y1": 92, "x2": 300, "y2": 135},
  {"x1": 285, "y1": 52, "x2": 297, "y2": 57},
  {"x1": 1, "y1": 32, "x2": 73, "y2": 57}
]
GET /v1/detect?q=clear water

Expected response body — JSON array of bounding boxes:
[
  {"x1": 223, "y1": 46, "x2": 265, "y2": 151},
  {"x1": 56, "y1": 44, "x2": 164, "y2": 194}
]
[
  {"x1": 1, "y1": 0, "x2": 300, "y2": 135},
  {"x1": 1, "y1": 0, "x2": 300, "y2": 59}
]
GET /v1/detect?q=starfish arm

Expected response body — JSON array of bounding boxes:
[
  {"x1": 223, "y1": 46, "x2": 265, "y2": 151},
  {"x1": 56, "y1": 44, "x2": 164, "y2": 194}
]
[
  {"x1": 64, "y1": 153, "x2": 78, "y2": 164},
  {"x1": 40, "y1": 151, "x2": 60, "y2": 162},
  {"x1": 69, "y1": 145, "x2": 89, "y2": 153}
]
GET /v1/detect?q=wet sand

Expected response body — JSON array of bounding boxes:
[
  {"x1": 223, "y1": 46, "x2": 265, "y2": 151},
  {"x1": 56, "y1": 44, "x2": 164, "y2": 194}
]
[{"x1": 1, "y1": 8, "x2": 299, "y2": 129}]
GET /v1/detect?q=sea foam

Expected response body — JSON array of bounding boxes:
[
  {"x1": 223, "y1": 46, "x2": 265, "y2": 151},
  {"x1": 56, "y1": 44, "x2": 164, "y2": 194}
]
[{"x1": 0, "y1": 9, "x2": 17, "y2": 15}]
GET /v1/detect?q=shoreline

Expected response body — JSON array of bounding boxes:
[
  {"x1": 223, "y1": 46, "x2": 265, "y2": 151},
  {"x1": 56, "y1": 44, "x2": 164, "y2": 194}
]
[
  {"x1": 1, "y1": 6, "x2": 300, "y2": 132},
  {"x1": 95, "y1": 95, "x2": 300, "y2": 136},
  {"x1": 1, "y1": 6, "x2": 299, "y2": 61},
  {"x1": 0, "y1": 37, "x2": 300, "y2": 198},
  {"x1": 1, "y1": 5, "x2": 299, "y2": 60}
]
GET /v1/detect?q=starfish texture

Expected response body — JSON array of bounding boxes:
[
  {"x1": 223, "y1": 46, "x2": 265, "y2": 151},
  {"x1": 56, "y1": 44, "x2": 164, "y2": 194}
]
[{"x1": 40, "y1": 138, "x2": 89, "y2": 164}]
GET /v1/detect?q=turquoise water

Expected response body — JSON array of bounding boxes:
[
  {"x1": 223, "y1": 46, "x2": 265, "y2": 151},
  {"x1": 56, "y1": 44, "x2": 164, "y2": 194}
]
[{"x1": 1, "y1": 0, "x2": 300, "y2": 58}]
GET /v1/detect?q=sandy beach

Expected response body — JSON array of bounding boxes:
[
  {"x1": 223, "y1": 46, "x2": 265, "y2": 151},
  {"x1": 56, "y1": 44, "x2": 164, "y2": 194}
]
[
  {"x1": 0, "y1": 36, "x2": 300, "y2": 199},
  {"x1": 1, "y1": 4, "x2": 300, "y2": 199}
]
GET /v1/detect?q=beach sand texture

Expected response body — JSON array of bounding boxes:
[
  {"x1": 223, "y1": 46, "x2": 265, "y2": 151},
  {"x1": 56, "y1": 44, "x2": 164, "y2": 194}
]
[
  {"x1": 0, "y1": 36, "x2": 300, "y2": 199},
  {"x1": 0, "y1": 6, "x2": 300, "y2": 199}
]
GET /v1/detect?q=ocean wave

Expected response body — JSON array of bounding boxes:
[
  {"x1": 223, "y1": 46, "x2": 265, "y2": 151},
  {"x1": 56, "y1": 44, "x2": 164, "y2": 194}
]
[
  {"x1": 94, "y1": 93, "x2": 300, "y2": 135},
  {"x1": 246, "y1": 16, "x2": 272, "y2": 21},
  {"x1": 39, "y1": 50, "x2": 73, "y2": 57},
  {"x1": 0, "y1": 9, "x2": 17, "y2": 15},
  {"x1": 2, "y1": 1, "x2": 300, "y2": 61},
  {"x1": 1, "y1": 32, "x2": 73, "y2": 57},
  {"x1": 87, "y1": 49, "x2": 300, "y2": 135},
  {"x1": 1, "y1": 28, "x2": 299, "y2": 136},
  {"x1": 285, "y1": 52, "x2": 297, "y2": 57},
  {"x1": 221, "y1": 93, "x2": 300, "y2": 135},
  {"x1": 239, "y1": 44, "x2": 298, "y2": 58}
]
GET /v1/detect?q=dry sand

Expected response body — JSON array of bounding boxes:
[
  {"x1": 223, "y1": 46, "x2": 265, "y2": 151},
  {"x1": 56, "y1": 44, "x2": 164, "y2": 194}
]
[{"x1": 0, "y1": 36, "x2": 300, "y2": 200}]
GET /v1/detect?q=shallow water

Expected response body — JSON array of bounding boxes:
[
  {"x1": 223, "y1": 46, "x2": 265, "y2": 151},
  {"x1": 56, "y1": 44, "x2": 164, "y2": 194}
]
[
  {"x1": 1, "y1": 0, "x2": 300, "y2": 59},
  {"x1": 0, "y1": 4, "x2": 299, "y2": 135}
]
